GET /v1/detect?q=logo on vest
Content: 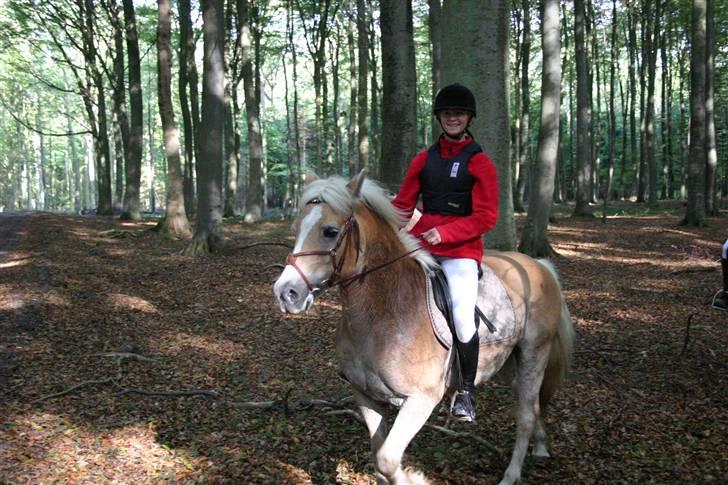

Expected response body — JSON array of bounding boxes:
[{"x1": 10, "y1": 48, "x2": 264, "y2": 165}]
[
  {"x1": 447, "y1": 202, "x2": 460, "y2": 208},
  {"x1": 450, "y1": 162, "x2": 460, "y2": 178}
]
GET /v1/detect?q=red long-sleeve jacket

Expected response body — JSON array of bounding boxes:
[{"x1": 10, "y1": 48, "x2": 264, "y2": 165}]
[{"x1": 391, "y1": 135, "x2": 498, "y2": 262}]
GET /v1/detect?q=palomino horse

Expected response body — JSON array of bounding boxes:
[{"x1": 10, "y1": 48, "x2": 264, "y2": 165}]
[{"x1": 273, "y1": 172, "x2": 575, "y2": 485}]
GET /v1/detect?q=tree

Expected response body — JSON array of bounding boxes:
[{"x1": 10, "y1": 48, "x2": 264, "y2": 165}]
[
  {"x1": 379, "y1": 0, "x2": 417, "y2": 192},
  {"x1": 156, "y1": 0, "x2": 192, "y2": 237},
  {"x1": 178, "y1": 0, "x2": 200, "y2": 217},
  {"x1": 186, "y1": 0, "x2": 225, "y2": 254},
  {"x1": 120, "y1": 0, "x2": 144, "y2": 220},
  {"x1": 519, "y1": 0, "x2": 560, "y2": 257},
  {"x1": 239, "y1": 0, "x2": 264, "y2": 222},
  {"x1": 705, "y1": 0, "x2": 718, "y2": 215},
  {"x1": 441, "y1": 0, "x2": 515, "y2": 250},
  {"x1": 573, "y1": 0, "x2": 592, "y2": 217},
  {"x1": 514, "y1": 0, "x2": 531, "y2": 213},
  {"x1": 356, "y1": 0, "x2": 369, "y2": 174},
  {"x1": 685, "y1": 0, "x2": 707, "y2": 225}
]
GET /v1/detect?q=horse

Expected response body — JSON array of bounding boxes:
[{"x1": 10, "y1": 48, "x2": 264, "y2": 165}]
[{"x1": 273, "y1": 171, "x2": 575, "y2": 485}]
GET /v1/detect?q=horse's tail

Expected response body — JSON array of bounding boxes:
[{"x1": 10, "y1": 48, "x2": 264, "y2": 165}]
[{"x1": 537, "y1": 259, "x2": 575, "y2": 410}]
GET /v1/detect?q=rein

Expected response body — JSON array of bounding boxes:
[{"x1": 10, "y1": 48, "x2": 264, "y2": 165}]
[{"x1": 286, "y1": 213, "x2": 425, "y2": 294}]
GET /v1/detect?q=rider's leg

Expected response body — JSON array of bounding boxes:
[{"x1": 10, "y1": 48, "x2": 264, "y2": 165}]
[{"x1": 440, "y1": 257, "x2": 480, "y2": 422}]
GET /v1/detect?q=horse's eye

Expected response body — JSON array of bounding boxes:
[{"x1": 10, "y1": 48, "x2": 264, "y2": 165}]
[{"x1": 323, "y1": 226, "x2": 339, "y2": 239}]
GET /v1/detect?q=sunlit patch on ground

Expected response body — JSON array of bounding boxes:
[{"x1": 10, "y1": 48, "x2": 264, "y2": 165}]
[
  {"x1": 107, "y1": 293, "x2": 159, "y2": 313},
  {"x1": 0, "y1": 412, "x2": 203, "y2": 482}
]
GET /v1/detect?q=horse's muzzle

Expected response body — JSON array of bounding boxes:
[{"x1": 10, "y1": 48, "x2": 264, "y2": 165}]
[{"x1": 273, "y1": 269, "x2": 315, "y2": 314}]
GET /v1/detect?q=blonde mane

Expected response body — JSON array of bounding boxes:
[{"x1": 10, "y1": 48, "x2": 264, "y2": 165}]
[{"x1": 300, "y1": 176, "x2": 437, "y2": 272}]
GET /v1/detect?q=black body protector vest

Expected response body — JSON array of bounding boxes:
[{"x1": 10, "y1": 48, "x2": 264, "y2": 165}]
[{"x1": 420, "y1": 140, "x2": 482, "y2": 216}]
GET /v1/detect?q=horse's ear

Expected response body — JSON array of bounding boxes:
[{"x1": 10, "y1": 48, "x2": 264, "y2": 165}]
[
  {"x1": 303, "y1": 173, "x2": 320, "y2": 186},
  {"x1": 347, "y1": 169, "x2": 366, "y2": 197}
]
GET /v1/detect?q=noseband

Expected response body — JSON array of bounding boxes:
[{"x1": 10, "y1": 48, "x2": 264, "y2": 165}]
[
  {"x1": 285, "y1": 215, "x2": 361, "y2": 293},
  {"x1": 285, "y1": 212, "x2": 425, "y2": 294}
]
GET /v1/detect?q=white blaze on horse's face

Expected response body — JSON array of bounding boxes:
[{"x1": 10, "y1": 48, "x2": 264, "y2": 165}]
[{"x1": 273, "y1": 203, "x2": 340, "y2": 314}]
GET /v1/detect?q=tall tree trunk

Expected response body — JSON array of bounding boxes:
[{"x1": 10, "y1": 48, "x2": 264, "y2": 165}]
[
  {"x1": 645, "y1": 0, "x2": 659, "y2": 208},
  {"x1": 704, "y1": 0, "x2": 717, "y2": 215},
  {"x1": 514, "y1": 0, "x2": 530, "y2": 213},
  {"x1": 109, "y1": 0, "x2": 129, "y2": 210},
  {"x1": 223, "y1": 1, "x2": 238, "y2": 218},
  {"x1": 83, "y1": 0, "x2": 112, "y2": 215},
  {"x1": 627, "y1": 4, "x2": 638, "y2": 199},
  {"x1": 179, "y1": 0, "x2": 197, "y2": 216},
  {"x1": 239, "y1": 0, "x2": 264, "y2": 222},
  {"x1": 121, "y1": 0, "x2": 143, "y2": 220},
  {"x1": 605, "y1": 0, "x2": 617, "y2": 204},
  {"x1": 157, "y1": 0, "x2": 192, "y2": 237},
  {"x1": 441, "y1": 0, "x2": 514, "y2": 250},
  {"x1": 347, "y1": 9, "x2": 357, "y2": 177},
  {"x1": 368, "y1": 10, "x2": 380, "y2": 176},
  {"x1": 356, "y1": 0, "x2": 369, "y2": 173},
  {"x1": 185, "y1": 0, "x2": 226, "y2": 253},
  {"x1": 520, "y1": 0, "x2": 560, "y2": 257},
  {"x1": 428, "y1": 0, "x2": 441, "y2": 140},
  {"x1": 380, "y1": 0, "x2": 417, "y2": 192},
  {"x1": 288, "y1": 0, "x2": 303, "y2": 200},
  {"x1": 685, "y1": 0, "x2": 707, "y2": 225},
  {"x1": 573, "y1": 0, "x2": 592, "y2": 216}
]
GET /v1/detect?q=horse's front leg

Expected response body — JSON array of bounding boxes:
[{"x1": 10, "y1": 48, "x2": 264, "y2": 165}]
[
  {"x1": 353, "y1": 390, "x2": 390, "y2": 484},
  {"x1": 374, "y1": 394, "x2": 438, "y2": 485}
]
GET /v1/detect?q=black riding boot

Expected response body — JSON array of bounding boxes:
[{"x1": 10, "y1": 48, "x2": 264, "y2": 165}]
[{"x1": 452, "y1": 333, "x2": 479, "y2": 422}]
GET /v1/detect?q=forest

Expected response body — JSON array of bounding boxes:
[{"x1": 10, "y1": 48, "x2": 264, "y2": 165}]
[
  {"x1": 1, "y1": 0, "x2": 727, "y2": 483},
  {"x1": 0, "y1": 0, "x2": 726, "y2": 248}
]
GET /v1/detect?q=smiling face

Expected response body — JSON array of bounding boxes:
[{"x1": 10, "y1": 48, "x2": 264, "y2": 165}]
[{"x1": 437, "y1": 110, "x2": 472, "y2": 139}]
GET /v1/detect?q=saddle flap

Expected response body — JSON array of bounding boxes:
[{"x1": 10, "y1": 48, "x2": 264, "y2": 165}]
[{"x1": 426, "y1": 263, "x2": 518, "y2": 349}]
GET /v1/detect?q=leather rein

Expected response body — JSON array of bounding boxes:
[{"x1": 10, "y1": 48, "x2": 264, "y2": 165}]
[{"x1": 285, "y1": 210, "x2": 424, "y2": 295}]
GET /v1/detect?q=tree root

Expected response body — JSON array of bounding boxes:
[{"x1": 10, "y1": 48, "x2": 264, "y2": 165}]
[{"x1": 238, "y1": 241, "x2": 292, "y2": 251}]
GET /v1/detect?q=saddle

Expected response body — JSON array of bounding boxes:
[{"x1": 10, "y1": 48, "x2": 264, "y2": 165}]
[
  {"x1": 426, "y1": 262, "x2": 517, "y2": 349},
  {"x1": 429, "y1": 266, "x2": 497, "y2": 334}
]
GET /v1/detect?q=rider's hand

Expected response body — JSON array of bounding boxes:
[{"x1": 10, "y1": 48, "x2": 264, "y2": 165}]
[{"x1": 421, "y1": 228, "x2": 441, "y2": 245}]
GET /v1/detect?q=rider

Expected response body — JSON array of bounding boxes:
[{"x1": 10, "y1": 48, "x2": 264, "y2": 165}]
[
  {"x1": 392, "y1": 83, "x2": 498, "y2": 422},
  {"x1": 712, "y1": 238, "x2": 728, "y2": 311}
]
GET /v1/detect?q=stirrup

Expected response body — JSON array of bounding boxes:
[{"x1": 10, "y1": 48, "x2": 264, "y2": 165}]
[{"x1": 451, "y1": 390, "x2": 476, "y2": 423}]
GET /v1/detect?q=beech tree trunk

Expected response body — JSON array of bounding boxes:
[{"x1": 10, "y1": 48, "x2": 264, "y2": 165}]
[
  {"x1": 685, "y1": 0, "x2": 707, "y2": 225},
  {"x1": 157, "y1": 0, "x2": 191, "y2": 238},
  {"x1": 239, "y1": 0, "x2": 264, "y2": 222},
  {"x1": 121, "y1": 0, "x2": 143, "y2": 220},
  {"x1": 179, "y1": 0, "x2": 197, "y2": 216},
  {"x1": 441, "y1": 0, "x2": 515, "y2": 250},
  {"x1": 380, "y1": 0, "x2": 417, "y2": 192},
  {"x1": 519, "y1": 0, "x2": 560, "y2": 257},
  {"x1": 186, "y1": 0, "x2": 226, "y2": 254},
  {"x1": 356, "y1": 0, "x2": 369, "y2": 174},
  {"x1": 573, "y1": 0, "x2": 593, "y2": 216}
]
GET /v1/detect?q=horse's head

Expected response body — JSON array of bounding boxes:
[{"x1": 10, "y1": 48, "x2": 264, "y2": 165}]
[
  {"x1": 274, "y1": 170, "x2": 435, "y2": 313},
  {"x1": 273, "y1": 171, "x2": 368, "y2": 313}
]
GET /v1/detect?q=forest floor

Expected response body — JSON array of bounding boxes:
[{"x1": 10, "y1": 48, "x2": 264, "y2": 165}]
[{"x1": 0, "y1": 203, "x2": 726, "y2": 484}]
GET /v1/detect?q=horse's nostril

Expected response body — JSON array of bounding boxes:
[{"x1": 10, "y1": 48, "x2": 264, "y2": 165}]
[{"x1": 286, "y1": 288, "x2": 298, "y2": 303}]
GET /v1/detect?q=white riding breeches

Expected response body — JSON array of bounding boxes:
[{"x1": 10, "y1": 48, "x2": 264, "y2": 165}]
[{"x1": 439, "y1": 257, "x2": 479, "y2": 343}]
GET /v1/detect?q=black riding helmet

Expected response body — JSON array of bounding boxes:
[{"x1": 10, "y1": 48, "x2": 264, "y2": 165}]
[{"x1": 433, "y1": 83, "x2": 476, "y2": 117}]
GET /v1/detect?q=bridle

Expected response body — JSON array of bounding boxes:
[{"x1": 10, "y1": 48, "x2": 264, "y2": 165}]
[
  {"x1": 285, "y1": 214, "x2": 361, "y2": 293},
  {"x1": 285, "y1": 207, "x2": 424, "y2": 295}
]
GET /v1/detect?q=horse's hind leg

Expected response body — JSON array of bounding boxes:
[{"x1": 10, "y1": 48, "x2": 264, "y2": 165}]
[
  {"x1": 374, "y1": 394, "x2": 438, "y2": 484},
  {"x1": 499, "y1": 347, "x2": 550, "y2": 485}
]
